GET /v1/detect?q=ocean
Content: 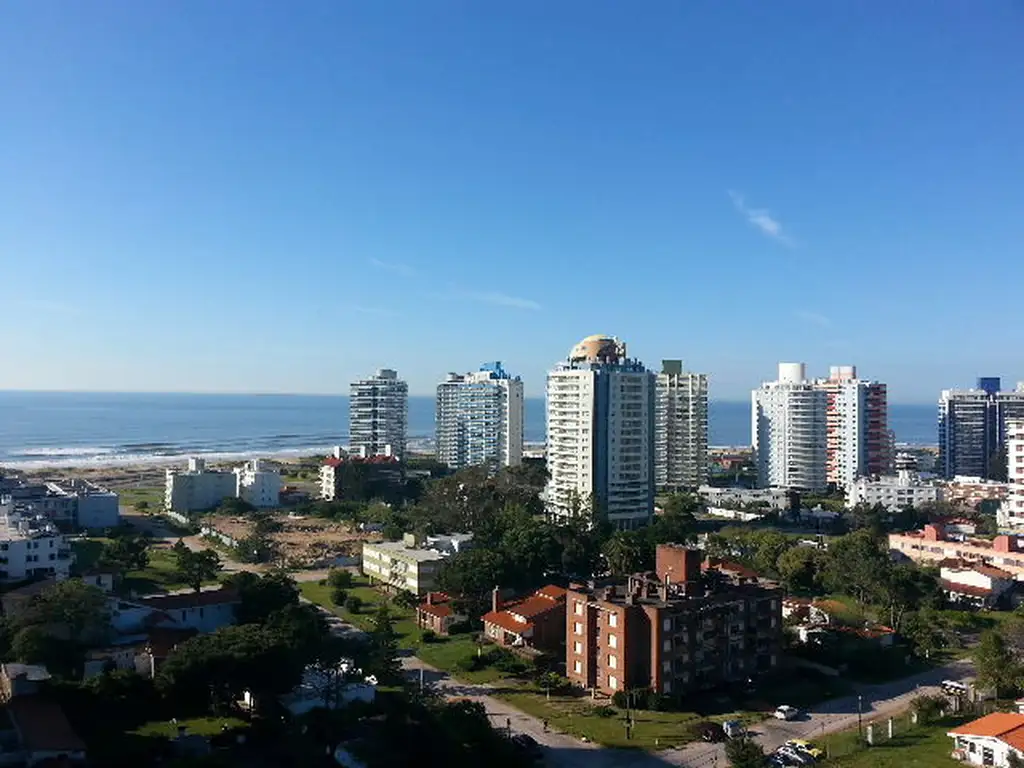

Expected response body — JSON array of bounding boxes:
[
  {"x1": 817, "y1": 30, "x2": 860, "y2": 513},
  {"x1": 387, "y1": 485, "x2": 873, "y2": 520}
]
[{"x1": 0, "y1": 391, "x2": 938, "y2": 469}]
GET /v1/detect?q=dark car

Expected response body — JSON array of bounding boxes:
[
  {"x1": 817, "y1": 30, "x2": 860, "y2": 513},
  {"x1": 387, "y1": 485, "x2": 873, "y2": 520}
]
[{"x1": 511, "y1": 734, "x2": 543, "y2": 761}]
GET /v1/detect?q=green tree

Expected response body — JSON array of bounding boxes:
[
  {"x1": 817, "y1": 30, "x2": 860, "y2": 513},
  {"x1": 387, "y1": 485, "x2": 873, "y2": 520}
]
[
  {"x1": 18, "y1": 578, "x2": 110, "y2": 645},
  {"x1": 437, "y1": 549, "x2": 507, "y2": 617},
  {"x1": 1009, "y1": 751, "x2": 1024, "y2": 768},
  {"x1": 367, "y1": 605, "x2": 402, "y2": 684},
  {"x1": 134, "y1": 500, "x2": 150, "y2": 514},
  {"x1": 172, "y1": 541, "x2": 223, "y2": 593},
  {"x1": 345, "y1": 595, "x2": 363, "y2": 613},
  {"x1": 10, "y1": 626, "x2": 79, "y2": 676},
  {"x1": 725, "y1": 736, "x2": 767, "y2": 768},
  {"x1": 602, "y1": 531, "x2": 645, "y2": 577},
  {"x1": 328, "y1": 569, "x2": 354, "y2": 589},
  {"x1": 821, "y1": 530, "x2": 890, "y2": 605},
  {"x1": 662, "y1": 493, "x2": 701, "y2": 517},
  {"x1": 974, "y1": 630, "x2": 1021, "y2": 697},
  {"x1": 775, "y1": 546, "x2": 825, "y2": 593},
  {"x1": 98, "y1": 534, "x2": 150, "y2": 583},
  {"x1": 876, "y1": 563, "x2": 940, "y2": 633},
  {"x1": 230, "y1": 570, "x2": 299, "y2": 625}
]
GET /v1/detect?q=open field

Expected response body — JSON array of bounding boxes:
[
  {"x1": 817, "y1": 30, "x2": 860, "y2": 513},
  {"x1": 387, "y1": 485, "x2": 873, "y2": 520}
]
[
  {"x1": 823, "y1": 716, "x2": 964, "y2": 766},
  {"x1": 133, "y1": 716, "x2": 248, "y2": 739},
  {"x1": 73, "y1": 537, "x2": 218, "y2": 594}
]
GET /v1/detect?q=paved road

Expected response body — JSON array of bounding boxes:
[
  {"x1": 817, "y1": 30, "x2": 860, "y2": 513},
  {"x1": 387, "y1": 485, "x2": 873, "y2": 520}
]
[{"x1": 662, "y1": 659, "x2": 975, "y2": 767}]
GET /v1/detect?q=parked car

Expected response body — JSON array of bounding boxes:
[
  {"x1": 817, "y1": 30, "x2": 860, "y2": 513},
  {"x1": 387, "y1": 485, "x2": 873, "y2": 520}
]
[
  {"x1": 785, "y1": 739, "x2": 824, "y2": 759},
  {"x1": 942, "y1": 680, "x2": 968, "y2": 697},
  {"x1": 723, "y1": 719, "x2": 746, "y2": 738},
  {"x1": 774, "y1": 705, "x2": 799, "y2": 721},
  {"x1": 774, "y1": 746, "x2": 814, "y2": 765}
]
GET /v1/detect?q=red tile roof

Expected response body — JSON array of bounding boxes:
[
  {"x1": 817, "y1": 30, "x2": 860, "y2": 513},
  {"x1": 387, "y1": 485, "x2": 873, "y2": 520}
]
[
  {"x1": 702, "y1": 558, "x2": 759, "y2": 580},
  {"x1": 507, "y1": 595, "x2": 562, "y2": 621},
  {"x1": 536, "y1": 585, "x2": 567, "y2": 600},
  {"x1": 940, "y1": 579, "x2": 993, "y2": 598},
  {"x1": 138, "y1": 588, "x2": 239, "y2": 611},
  {"x1": 482, "y1": 584, "x2": 565, "y2": 633},
  {"x1": 7, "y1": 695, "x2": 86, "y2": 753},
  {"x1": 482, "y1": 610, "x2": 529, "y2": 635},
  {"x1": 950, "y1": 713, "x2": 1024, "y2": 751},
  {"x1": 418, "y1": 603, "x2": 454, "y2": 619}
]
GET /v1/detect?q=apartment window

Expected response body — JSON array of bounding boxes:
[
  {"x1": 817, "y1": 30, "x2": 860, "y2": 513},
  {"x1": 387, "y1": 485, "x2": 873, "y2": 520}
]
[
  {"x1": 574, "y1": 660, "x2": 583, "y2": 674},
  {"x1": 608, "y1": 655, "x2": 617, "y2": 669},
  {"x1": 609, "y1": 613, "x2": 618, "y2": 628},
  {"x1": 663, "y1": 639, "x2": 672, "y2": 652},
  {"x1": 574, "y1": 622, "x2": 583, "y2": 635},
  {"x1": 608, "y1": 675, "x2": 619, "y2": 690},
  {"x1": 663, "y1": 618, "x2": 672, "y2": 631},
  {"x1": 663, "y1": 660, "x2": 672, "y2": 673},
  {"x1": 574, "y1": 601, "x2": 584, "y2": 616},
  {"x1": 608, "y1": 633, "x2": 617, "y2": 649},
  {"x1": 574, "y1": 641, "x2": 583, "y2": 654},
  {"x1": 662, "y1": 681, "x2": 672, "y2": 694}
]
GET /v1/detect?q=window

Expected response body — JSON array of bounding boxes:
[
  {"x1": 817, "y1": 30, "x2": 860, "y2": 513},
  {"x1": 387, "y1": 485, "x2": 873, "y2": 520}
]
[
  {"x1": 608, "y1": 633, "x2": 617, "y2": 649},
  {"x1": 608, "y1": 654, "x2": 617, "y2": 669},
  {"x1": 574, "y1": 622, "x2": 583, "y2": 635},
  {"x1": 574, "y1": 601, "x2": 584, "y2": 616},
  {"x1": 609, "y1": 675, "x2": 618, "y2": 690},
  {"x1": 662, "y1": 681, "x2": 672, "y2": 694},
  {"x1": 609, "y1": 613, "x2": 618, "y2": 628},
  {"x1": 663, "y1": 639, "x2": 672, "y2": 652},
  {"x1": 574, "y1": 660, "x2": 582, "y2": 674},
  {"x1": 663, "y1": 618, "x2": 672, "y2": 631},
  {"x1": 574, "y1": 641, "x2": 583, "y2": 654}
]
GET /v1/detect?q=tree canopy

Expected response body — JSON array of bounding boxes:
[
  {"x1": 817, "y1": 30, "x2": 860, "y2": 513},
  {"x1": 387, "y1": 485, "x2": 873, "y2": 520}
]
[{"x1": 172, "y1": 542, "x2": 223, "y2": 593}]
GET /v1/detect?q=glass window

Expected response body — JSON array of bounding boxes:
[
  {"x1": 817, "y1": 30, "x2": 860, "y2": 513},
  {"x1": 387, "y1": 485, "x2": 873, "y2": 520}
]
[
  {"x1": 608, "y1": 634, "x2": 617, "y2": 649},
  {"x1": 575, "y1": 601, "x2": 584, "y2": 615},
  {"x1": 609, "y1": 675, "x2": 618, "y2": 690},
  {"x1": 574, "y1": 660, "x2": 582, "y2": 674},
  {"x1": 574, "y1": 622, "x2": 583, "y2": 635},
  {"x1": 663, "y1": 618, "x2": 672, "y2": 631},
  {"x1": 609, "y1": 613, "x2": 618, "y2": 628},
  {"x1": 574, "y1": 641, "x2": 583, "y2": 654},
  {"x1": 608, "y1": 655, "x2": 617, "y2": 669}
]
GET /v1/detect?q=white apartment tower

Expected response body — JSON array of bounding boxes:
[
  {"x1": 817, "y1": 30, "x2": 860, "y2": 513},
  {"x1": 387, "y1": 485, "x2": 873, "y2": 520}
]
[
  {"x1": 1004, "y1": 420, "x2": 1024, "y2": 528},
  {"x1": 435, "y1": 362, "x2": 524, "y2": 471},
  {"x1": 655, "y1": 360, "x2": 709, "y2": 490},
  {"x1": 815, "y1": 365, "x2": 889, "y2": 490},
  {"x1": 545, "y1": 335, "x2": 655, "y2": 530},
  {"x1": 752, "y1": 363, "x2": 828, "y2": 492},
  {"x1": 349, "y1": 369, "x2": 409, "y2": 460}
]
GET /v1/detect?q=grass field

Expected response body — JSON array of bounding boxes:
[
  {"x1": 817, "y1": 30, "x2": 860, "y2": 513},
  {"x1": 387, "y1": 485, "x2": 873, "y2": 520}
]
[
  {"x1": 118, "y1": 487, "x2": 165, "y2": 511},
  {"x1": 823, "y1": 717, "x2": 963, "y2": 766},
  {"x1": 133, "y1": 716, "x2": 248, "y2": 738},
  {"x1": 74, "y1": 538, "x2": 215, "y2": 594}
]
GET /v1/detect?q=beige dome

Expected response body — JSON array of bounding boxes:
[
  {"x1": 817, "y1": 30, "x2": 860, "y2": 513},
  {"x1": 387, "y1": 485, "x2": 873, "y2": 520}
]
[{"x1": 569, "y1": 335, "x2": 626, "y2": 364}]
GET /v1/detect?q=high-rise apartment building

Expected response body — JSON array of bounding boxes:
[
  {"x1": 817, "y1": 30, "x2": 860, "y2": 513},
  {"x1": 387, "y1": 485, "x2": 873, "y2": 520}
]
[
  {"x1": 655, "y1": 360, "x2": 709, "y2": 491},
  {"x1": 565, "y1": 544, "x2": 782, "y2": 698},
  {"x1": 435, "y1": 362, "x2": 524, "y2": 471},
  {"x1": 815, "y1": 365, "x2": 889, "y2": 490},
  {"x1": 545, "y1": 335, "x2": 655, "y2": 530},
  {"x1": 751, "y1": 363, "x2": 827, "y2": 491},
  {"x1": 1003, "y1": 420, "x2": 1024, "y2": 528},
  {"x1": 349, "y1": 369, "x2": 408, "y2": 460},
  {"x1": 938, "y1": 378, "x2": 1024, "y2": 479}
]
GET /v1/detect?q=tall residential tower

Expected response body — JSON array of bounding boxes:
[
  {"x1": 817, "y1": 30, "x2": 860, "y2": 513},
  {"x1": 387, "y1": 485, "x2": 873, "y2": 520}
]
[
  {"x1": 545, "y1": 335, "x2": 655, "y2": 530},
  {"x1": 655, "y1": 360, "x2": 709, "y2": 490},
  {"x1": 435, "y1": 362, "x2": 524, "y2": 471},
  {"x1": 349, "y1": 369, "x2": 409, "y2": 460},
  {"x1": 752, "y1": 363, "x2": 827, "y2": 491},
  {"x1": 938, "y1": 378, "x2": 1024, "y2": 479},
  {"x1": 816, "y1": 365, "x2": 889, "y2": 490}
]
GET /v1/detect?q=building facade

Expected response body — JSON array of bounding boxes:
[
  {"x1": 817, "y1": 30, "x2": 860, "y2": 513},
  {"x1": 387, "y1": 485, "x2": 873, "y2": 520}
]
[
  {"x1": 234, "y1": 459, "x2": 281, "y2": 508},
  {"x1": 816, "y1": 365, "x2": 889, "y2": 490},
  {"x1": 889, "y1": 523, "x2": 1024, "y2": 579},
  {"x1": 751, "y1": 363, "x2": 827, "y2": 491},
  {"x1": 349, "y1": 369, "x2": 408, "y2": 460},
  {"x1": 1, "y1": 479, "x2": 119, "y2": 531},
  {"x1": 846, "y1": 453, "x2": 942, "y2": 511},
  {"x1": 655, "y1": 360, "x2": 709, "y2": 490},
  {"x1": 1006, "y1": 420, "x2": 1024, "y2": 529},
  {"x1": 165, "y1": 457, "x2": 237, "y2": 513},
  {"x1": 565, "y1": 545, "x2": 782, "y2": 698},
  {"x1": 545, "y1": 335, "x2": 655, "y2": 530},
  {"x1": 939, "y1": 379, "x2": 1024, "y2": 479},
  {"x1": 361, "y1": 532, "x2": 473, "y2": 595},
  {"x1": 435, "y1": 362, "x2": 524, "y2": 471},
  {"x1": 0, "y1": 512, "x2": 73, "y2": 582}
]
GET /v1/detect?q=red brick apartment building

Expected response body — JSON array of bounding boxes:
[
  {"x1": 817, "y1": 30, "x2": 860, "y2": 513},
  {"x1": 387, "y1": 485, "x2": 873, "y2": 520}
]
[{"x1": 566, "y1": 544, "x2": 782, "y2": 698}]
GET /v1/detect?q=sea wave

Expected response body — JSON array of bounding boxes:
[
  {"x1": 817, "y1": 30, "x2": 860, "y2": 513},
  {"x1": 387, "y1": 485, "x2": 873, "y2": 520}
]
[
  {"x1": 0, "y1": 444, "x2": 339, "y2": 470},
  {"x1": 11, "y1": 446, "x2": 117, "y2": 458}
]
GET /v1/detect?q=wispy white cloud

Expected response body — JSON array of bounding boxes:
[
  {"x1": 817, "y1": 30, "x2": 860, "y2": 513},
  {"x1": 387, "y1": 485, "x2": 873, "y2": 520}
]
[
  {"x1": 794, "y1": 309, "x2": 832, "y2": 328},
  {"x1": 728, "y1": 191, "x2": 795, "y2": 246},
  {"x1": 369, "y1": 258, "x2": 416, "y2": 278},
  {"x1": 461, "y1": 290, "x2": 541, "y2": 311}
]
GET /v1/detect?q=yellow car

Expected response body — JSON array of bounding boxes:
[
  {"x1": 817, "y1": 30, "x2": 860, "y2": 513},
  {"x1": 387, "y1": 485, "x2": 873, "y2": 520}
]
[{"x1": 785, "y1": 739, "x2": 824, "y2": 760}]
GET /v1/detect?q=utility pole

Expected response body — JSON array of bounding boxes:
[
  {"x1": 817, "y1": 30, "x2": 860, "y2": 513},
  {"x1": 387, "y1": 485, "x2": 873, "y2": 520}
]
[{"x1": 858, "y1": 695, "x2": 864, "y2": 741}]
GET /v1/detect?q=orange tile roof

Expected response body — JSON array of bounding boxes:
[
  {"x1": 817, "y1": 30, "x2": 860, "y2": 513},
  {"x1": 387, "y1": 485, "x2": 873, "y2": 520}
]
[
  {"x1": 536, "y1": 585, "x2": 567, "y2": 600},
  {"x1": 507, "y1": 595, "x2": 562, "y2": 620},
  {"x1": 950, "y1": 712, "x2": 1024, "y2": 751},
  {"x1": 418, "y1": 603, "x2": 454, "y2": 618},
  {"x1": 482, "y1": 610, "x2": 529, "y2": 635}
]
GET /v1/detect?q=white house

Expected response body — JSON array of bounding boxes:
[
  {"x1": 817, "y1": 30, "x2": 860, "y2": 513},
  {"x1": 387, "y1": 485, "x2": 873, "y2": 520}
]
[
  {"x1": 234, "y1": 459, "x2": 281, "y2": 508},
  {"x1": 940, "y1": 561, "x2": 1015, "y2": 608},
  {"x1": 109, "y1": 587, "x2": 239, "y2": 635},
  {"x1": 949, "y1": 712, "x2": 1024, "y2": 767},
  {"x1": 0, "y1": 511, "x2": 73, "y2": 583}
]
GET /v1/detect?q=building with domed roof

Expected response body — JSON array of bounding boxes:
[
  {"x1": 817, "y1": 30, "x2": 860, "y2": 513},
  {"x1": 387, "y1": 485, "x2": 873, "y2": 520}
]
[{"x1": 545, "y1": 335, "x2": 655, "y2": 530}]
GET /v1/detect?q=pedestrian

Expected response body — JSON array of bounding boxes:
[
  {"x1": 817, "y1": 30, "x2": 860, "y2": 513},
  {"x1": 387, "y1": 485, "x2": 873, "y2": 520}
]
[{"x1": 543, "y1": 719, "x2": 549, "y2": 733}]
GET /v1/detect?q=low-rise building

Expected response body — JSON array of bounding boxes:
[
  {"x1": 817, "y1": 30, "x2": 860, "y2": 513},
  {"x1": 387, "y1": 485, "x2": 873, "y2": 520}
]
[
  {"x1": 361, "y1": 532, "x2": 473, "y2": 595},
  {"x1": 566, "y1": 544, "x2": 782, "y2": 698},
  {"x1": 416, "y1": 592, "x2": 465, "y2": 636},
  {"x1": 0, "y1": 478, "x2": 119, "y2": 530},
  {"x1": 319, "y1": 452, "x2": 404, "y2": 502},
  {"x1": 482, "y1": 585, "x2": 567, "y2": 652},
  {"x1": 949, "y1": 712, "x2": 1024, "y2": 767},
  {"x1": 846, "y1": 453, "x2": 942, "y2": 511},
  {"x1": 942, "y1": 476, "x2": 1010, "y2": 509},
  {"x1": 698, "y1": 486, "x2": 791, "y2": 512},
  {"x1": 110, "y1": 587, "x2": 239, "y2": 635},
  {"x1": 889, "y1": 523, "x2": 1024, "y2": 579},
  {"x1": 234, "y1": 459, "x2": 281, "y2": 508},
  {"x1": 940, "y1": 560, "x2": 1016, "y2": 608},
  {"x1": 0, "y1": 511, "x2": 73, "y2": 582},
  {"x1": 0, "y1": 663, "x2": 87, "y2": 766},
  {"x1": 165, "y1": 458, "x2": 237, "y2": 513}
]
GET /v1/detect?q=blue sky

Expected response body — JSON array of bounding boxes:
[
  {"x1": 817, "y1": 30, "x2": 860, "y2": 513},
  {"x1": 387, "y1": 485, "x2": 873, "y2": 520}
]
[{"x1": 2, "y1": 2, "x2": 1023, "y2": 402}]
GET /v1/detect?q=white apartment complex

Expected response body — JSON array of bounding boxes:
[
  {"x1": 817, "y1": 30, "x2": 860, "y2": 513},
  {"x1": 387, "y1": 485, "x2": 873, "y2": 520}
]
[
  {"x1": 436, "y1": 362, "x2": 524, "y2": 471},
  {"x1": 0, "y1": 510, "x2": 73, "y2": 582},
  {"x1": 1004, "y1": 420, "x2": 1024, "y2": 528},
  {"x1": 752, "y1": 363, "x2": 828, "y2": 492},
  {"x1": 815, "y1": 366, "x2": 889, "y2": 490},
  {"x1": 545, "y1": 335, "x2": 655, "y2": 530},
  {"x1": 361, "y1": 532, "x2": 473, "y2": 595},
  {"x1": 846, "y1": 453, "x2": 942, "y2": 511},
  {"x1": 655, "y1": 360, "x2": 708, "y2": 490},
  {"x1": 349, "y1": 369, "x2": 409, "y2": 460},
  {"x1": 234, "y1": 459, "x2": 282, "y2": 508}
]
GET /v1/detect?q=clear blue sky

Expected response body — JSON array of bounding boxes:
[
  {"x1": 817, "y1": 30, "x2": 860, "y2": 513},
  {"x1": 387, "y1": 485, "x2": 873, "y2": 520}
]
[{"x1": 3, "y1": 2, "x2": 1022, "y2": 402}]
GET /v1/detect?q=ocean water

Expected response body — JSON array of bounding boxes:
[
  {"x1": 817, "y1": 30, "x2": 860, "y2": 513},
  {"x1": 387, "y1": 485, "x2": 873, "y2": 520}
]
[{"x1": 0, "y1": 392, "x2": 938, "y2": 468}]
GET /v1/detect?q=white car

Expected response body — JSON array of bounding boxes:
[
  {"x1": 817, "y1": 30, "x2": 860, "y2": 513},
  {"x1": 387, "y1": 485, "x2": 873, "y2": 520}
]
[{"x1": 774, "y1": 705, "x2": 799, "y2": 721}]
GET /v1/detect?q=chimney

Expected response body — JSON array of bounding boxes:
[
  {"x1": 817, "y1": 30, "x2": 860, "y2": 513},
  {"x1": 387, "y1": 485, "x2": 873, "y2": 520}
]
[
  {"x1": 994, "y1": 535, "x2": 1014, "y2": 553},
  {"x1": 655, "y1": 544, "x2": 702, "y2": 585},
  {"x1": 426, "y1": 592, "x2": 433, "y2": 606},
  {"x1": 923, "y1": 524, "x2": 944, "y2": 542},
  {"x1": 491, "y1": 586, "x2": 501, "y2": 614}
]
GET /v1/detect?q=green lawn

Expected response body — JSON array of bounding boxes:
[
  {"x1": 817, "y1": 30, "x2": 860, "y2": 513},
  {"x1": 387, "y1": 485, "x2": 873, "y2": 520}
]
[
  {"x1": 299, "y1": 578, "x2": 419, "y2": 640},
  {"x1": 133, "y1": 716, "x2": 248, "y2": 738},
  {"x1": 118, "y1": 487, "x2": 165, "y2": 511},
  {"x1": 74, "y1": 538, "x2": 213, "y2": 594},
  {"x1": 823, "y1": 717, "x2": 964, "y2": 766}
]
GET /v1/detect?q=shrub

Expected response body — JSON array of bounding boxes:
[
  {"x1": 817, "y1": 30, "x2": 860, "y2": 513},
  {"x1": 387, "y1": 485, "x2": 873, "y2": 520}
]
[
  {"x1": 345, "y1": 595, "x2": 364, "y2": 614},
  {"x1": 910, "y1": 694, "x2": 946, "y2": 724},
  {"x1": 594, "y1": 705, "x2": 617, "y2": 718},
  {"x1": 328, "y1": 569, "x2": 354, "y2": 589},
  {"x1": 421, "y1": 629, "x2": 438, "y2": 644},
  {"x1": 612, "y1": 691, "x2": 628, "y2": 708},
  {"x1": 392, "y1": 591, "x2": 420, "y2": 610},
  {"x1": 331, "y1": 588, "x2": 348, "y2": 606},
  {"x1": 447, "y1": 620, "x2": 472, "y2": 635}
]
